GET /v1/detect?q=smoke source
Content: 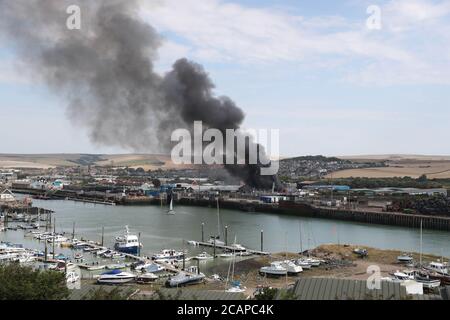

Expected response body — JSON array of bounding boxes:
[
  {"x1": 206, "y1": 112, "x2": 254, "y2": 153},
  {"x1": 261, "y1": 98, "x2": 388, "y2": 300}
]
[{"x1": 0, "y1": 0, "x2": 280, "y2": 190}]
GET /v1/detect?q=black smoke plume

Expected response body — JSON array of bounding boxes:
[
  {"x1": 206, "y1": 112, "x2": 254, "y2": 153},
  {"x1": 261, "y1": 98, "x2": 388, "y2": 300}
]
[{"x1": 0, "y1": 0, "x2": 280, "y2": 190}]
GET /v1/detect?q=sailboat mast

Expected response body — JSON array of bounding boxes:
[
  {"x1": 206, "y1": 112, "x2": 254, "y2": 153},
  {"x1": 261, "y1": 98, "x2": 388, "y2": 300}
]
[
  {"x1": 420, "y1": 219, "x2": 423, "y2": 267},
  {"x1": 216, "y1": 197, "x2": 220, "y2": 238}
]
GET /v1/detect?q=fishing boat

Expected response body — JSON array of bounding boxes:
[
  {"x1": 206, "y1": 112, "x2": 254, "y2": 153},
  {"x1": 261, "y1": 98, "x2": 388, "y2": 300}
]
[
  {"x1": 97, "y1": 270, "x2": 136, "y2": 284},
  {"x1": 114, "y1": 226, "x2": 141, "y2": 255},
  {"x1": 152, "y1": 249, "x2": 184, "y2": 260},
  {"x1": 397, "y1": 253, "x2": 414, "y2": 264},
  {"x1": 193, "y1": 252, "x2": 213, "y2": 260},
  {"x1": 136, "y1": 272, "x2": 158, "y2": 284},
  {"x1": 427, "y1": 261, "x2": 449, "y2": 275},
  {"x1": 165, "y1": 266, "x2": 205, "y2": 287},
  {"x1": 414, "y1": 272, "x2": 441, "y2": 289},
  {"x1": 259, "y1": 262, "x2": 288, "y2": 277}
]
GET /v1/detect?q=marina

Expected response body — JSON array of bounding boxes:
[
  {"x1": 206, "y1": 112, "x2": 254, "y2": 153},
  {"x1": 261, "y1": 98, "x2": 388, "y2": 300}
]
[
  {"x1": 1, "y1": 195, "x2": 450, "y2": 300},
  {"x1": 2, "y1": 198, "x2": 450, "y2": 257}
]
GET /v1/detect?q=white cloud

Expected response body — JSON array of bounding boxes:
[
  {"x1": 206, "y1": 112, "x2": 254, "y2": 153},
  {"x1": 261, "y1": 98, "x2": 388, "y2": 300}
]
[{"x1": 140, "y1": 0, "x2": 450, "y2": 85}]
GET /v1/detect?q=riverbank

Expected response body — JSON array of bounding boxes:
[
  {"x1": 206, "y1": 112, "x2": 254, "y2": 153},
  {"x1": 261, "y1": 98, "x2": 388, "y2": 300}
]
[
  {"x1": 12, "y1": 188, "x2": 450, "y2": 232},
  {"x1": 102, "y1": 244, "x2": 448, "y2": 300}
]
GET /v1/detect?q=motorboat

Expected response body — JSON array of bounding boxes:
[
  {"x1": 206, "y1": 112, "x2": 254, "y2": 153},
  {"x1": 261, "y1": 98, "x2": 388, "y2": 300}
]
[
  {"x1": 259, "y1": 262, "x2": 288, "y2": 277},
  {"x1": 74, "y1": 253, "x2": 84, "y2": 260},
  {"x1": 295, "y1": 259, "x2": 312, "y2": 270},
  {"x1": 428, "y1": 261, "x2": 449, "y2": 275},
  {"x1": 135, "y1": 263, "x2": 165, "y2": 273},
  {"x1": 136, "y1": 272, "x2": 158, "y2": 284},
  {"x1": 219, "y1": 252, "x2": 235, "y2": 258},
  {"x1": 298, "y1": 257, "x2": 320, "y2": 267},
  {"x1": 47, "y1": 235, "x2": 68, "y2": 243},
  {"x1": 414, "y1": 273, "x2": 441, "y2": 289},
  {"x1": 95, "y1": 248, "x2": 108, "y2": 256},
  {"x1": 105, "y1": 263, "x2": 127, "y2": 270},
  {"x1": 165, "y1": 266, "x2": 205, "y2": 287},
  {"x1": 152, "y1": 249, "x2": 185, "y2": 260},
  {"x1": 397, "y1": 253, "x2": 414, "y2": 264},
  {"x1": 97, "y1": 270, "x2": 136, "y2": 284},
  {"x1": 353, "y1": 248, "x2": 368, "y2": 258},
  {"x1": 236, "y1": 251, "x2": 253, "y2": 257},
  {"x1": 229, "y1": 243, "x2": 246, "y2": 252},
  {"x1": 66, "y1": 271, "x2": 80, "y2": 284},
  {"x1": 193, "y1": 252, "x2": 213, "y2": 260},
  {"x1": 187, "y1": 241, "x2": 199, "y2": 246},
  {"x1": 114, "y1": 226, "x2": 141, "y2": 255},
  {"x1": 386, "y1": 271, "x2": 414, "y2": 283},
  {"x1": 278, "y1": 260, "x2": 303, "y2": 275}
]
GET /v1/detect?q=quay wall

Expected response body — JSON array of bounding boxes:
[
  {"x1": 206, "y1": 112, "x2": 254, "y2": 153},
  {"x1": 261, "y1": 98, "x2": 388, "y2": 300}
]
[{"x1": 11, "y1": 188, "x2": 450, "y2": 231}]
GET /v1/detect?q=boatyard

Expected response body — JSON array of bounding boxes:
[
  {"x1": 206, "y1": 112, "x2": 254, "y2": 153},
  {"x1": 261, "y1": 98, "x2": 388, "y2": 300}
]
[{"x1": 2, "y1": 193, "x2": 450, "y2": 300}]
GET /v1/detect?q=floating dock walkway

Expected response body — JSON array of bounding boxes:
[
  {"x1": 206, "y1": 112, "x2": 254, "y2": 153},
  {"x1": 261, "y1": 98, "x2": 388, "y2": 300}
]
[{"x1": 192, "y1": 241, "x2": 270, "y2": 256}]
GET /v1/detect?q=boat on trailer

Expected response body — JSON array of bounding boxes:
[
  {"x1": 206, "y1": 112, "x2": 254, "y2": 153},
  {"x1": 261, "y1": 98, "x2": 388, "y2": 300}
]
[{"x1": 97, "y1": 269, "x2": 136, "y2": 284}]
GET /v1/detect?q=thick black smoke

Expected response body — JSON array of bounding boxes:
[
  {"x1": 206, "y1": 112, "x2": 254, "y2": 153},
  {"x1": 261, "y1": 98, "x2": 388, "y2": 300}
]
[{"x1": 0, "y1": 0, "x2": 280, "y2": 190}]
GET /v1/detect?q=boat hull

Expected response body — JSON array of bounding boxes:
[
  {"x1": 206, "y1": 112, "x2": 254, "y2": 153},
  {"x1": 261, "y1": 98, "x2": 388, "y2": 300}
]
[{"x1": 114, "y1": 244, "x2": 139, "y2": 255}]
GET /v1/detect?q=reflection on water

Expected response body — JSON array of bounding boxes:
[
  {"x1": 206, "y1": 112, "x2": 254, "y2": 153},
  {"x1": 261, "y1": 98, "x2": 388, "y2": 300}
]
[{"x1": 2, "y1": 199, "x2": 450, "y2": 258}]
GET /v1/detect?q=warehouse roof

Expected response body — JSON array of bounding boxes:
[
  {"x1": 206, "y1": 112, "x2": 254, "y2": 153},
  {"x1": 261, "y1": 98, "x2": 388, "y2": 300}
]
[{"x1": 289, "y1": 278, "x2": 441, "y2": 300}]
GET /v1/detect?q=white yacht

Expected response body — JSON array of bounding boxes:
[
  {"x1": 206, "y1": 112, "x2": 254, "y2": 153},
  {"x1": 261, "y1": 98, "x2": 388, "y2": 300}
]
[
  {"x1": 259, "y1": 262, "x2": 288, "y2": 277},
  {"x1": 219, "y1": 252, "x2": 235, "y2": 258},
  {"x1": 114, "y1": 226, "x2": 141, "y2": 255},
  {"x1": 193, "y1": 252, "x2": 213, "y2": 260},
  {"x1": 296, "y1": 259, "x2": 312, "y2": 270},
  {"x1": 152, "y1": 249, "x2": 184, "y2": 260},
  {"x1": 298, "y1": 257, "x2": 321, "y2": 267},
  {"x1": 229, "y1": 243, "x2": 246, "y2": 252},
  {"x1": 278, "y1": 260, "x2": 303, "y2": 275},
  {"x1": 97, "y1": 270, "x2": 136, "y2": 284},
  {"x1": 46, "y1": 235, "x2": 68, "y2": 243}
]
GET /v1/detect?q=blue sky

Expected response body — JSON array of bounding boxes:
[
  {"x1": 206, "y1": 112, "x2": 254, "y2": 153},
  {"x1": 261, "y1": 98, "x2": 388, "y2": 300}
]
[{"x1": 1, "y1": 0, "x2": 450, "y2": 156}]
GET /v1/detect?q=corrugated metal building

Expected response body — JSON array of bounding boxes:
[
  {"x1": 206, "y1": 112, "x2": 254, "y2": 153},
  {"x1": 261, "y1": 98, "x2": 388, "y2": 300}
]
[{"x1": 288, "y1": 278, "x2": 442, "y2": 300}]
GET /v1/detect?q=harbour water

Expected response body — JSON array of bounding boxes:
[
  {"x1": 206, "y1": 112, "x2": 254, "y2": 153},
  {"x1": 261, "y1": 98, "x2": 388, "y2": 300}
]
[{"x1": 2, "y1": 199, "x2": 450, "y2": 258}]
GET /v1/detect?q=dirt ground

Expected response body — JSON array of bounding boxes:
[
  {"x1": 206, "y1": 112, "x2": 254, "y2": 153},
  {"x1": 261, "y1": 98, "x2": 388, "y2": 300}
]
[{"x1": 199, "y1": 244, "x2": 445, "y2": 297}]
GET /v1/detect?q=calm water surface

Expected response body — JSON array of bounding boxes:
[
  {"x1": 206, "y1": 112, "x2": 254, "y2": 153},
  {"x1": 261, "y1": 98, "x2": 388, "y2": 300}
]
[{"x1": 2, "y1": 199, "x2": 450, "y2": 258}]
